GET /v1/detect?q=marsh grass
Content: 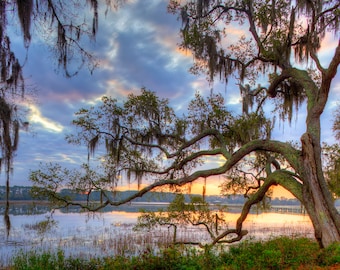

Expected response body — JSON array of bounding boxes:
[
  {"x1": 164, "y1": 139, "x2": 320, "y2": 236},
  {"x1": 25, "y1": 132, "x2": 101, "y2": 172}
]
[
  {"x1": 9, "y1": 237, "x2": 340, "y2": 269},
  {"x1": 1, "y1": 211, "x2": 318, "y2": 268},
  {"x1": 16, "y1": 219, "x2": 314, "y2": 260}
]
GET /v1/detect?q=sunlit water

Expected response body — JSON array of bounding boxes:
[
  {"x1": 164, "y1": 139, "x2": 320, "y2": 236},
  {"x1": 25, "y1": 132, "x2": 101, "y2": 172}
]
[{"x1": 0, "y1": 203, "x2": 314, "y2": 265}]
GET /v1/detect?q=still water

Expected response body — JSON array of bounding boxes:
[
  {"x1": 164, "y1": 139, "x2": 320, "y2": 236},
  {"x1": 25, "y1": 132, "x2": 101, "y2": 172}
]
[{"x1": 0, "y1": 202, "x2": 313, "y2": 264}]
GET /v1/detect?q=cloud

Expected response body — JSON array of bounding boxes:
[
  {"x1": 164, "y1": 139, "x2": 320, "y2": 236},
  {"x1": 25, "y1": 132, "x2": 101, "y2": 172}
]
[
  {"x1": 319, "y1": 32, "x2": 340, "y2": 66},
  {"x1": 28, "y1": 104, "x2": 64, "y2": 133},
  {"x1": 5, "y1": 0, "x2": 339, "y2": 194}
]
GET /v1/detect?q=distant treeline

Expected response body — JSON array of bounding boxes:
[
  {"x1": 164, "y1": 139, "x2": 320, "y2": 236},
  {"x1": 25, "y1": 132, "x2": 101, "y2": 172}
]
[{"x1": 0, "y1": 186, "x2": 305, "y2": 206}]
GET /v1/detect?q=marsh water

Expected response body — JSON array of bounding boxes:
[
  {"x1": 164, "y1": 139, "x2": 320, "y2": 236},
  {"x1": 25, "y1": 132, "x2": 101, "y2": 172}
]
[{"x1": 0, "y1": 202, "x2": 314, "y2": 265}]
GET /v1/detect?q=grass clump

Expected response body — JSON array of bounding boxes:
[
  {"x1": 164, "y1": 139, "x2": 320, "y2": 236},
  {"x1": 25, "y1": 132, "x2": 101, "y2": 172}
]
[
  {"x1": 10, "y1": 237, "x2": 340, "y2": 270},
  {"x1": 223, "y1": 237, "x2": 321, "y2": 269},
  {"x1": 318, "y1": 242, "x2": 340, "y2": 266}
]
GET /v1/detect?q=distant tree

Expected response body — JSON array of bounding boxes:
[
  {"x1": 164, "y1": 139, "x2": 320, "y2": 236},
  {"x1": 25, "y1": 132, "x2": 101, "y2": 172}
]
[
  {"x1": 134, "y1": 193, "x2": 231, "y2": 246},
  {"x1": 31, "y1": 0, "x2": 340, "y2": 248}
]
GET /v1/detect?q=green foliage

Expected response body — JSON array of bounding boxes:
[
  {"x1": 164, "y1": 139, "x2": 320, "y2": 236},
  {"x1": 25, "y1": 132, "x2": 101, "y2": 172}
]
[
  {"x1": 10, "y1": 237, "x2": 339, "y2": 269},
  {"x1": 318, "y1": 242, "x2": 340, "y2": 266},
  {"x1": 11, "y1": 249, "x2": 100, "y2": 270},
  {"x1": 175, "y1": 0, "x2": 338, "y2": 92},
  {"x1": 32, "y1": 89, "x2": 275, "y2": 209},
  {"x1": 134, "y1": 194, "x2": 228, "y2": 245},
  {"x1": 64, "y1": 88, "x2": 182, "y2": 188},
  {"x1": 187, "y1": 92, "x2": 272, "y2": 151},
  {"x1": 12, "y1": 250, "x2": 65, "y2": 270},
  {"x1": 30, "y1": 162, "x2": 110, "y2": 208},
  {"x1": 24, "y1": 218, "x2": 57, "y2": 236},
  {"x1": 322, "y1": 143, "x2": 340, "y2": 197},
  {"x1": 224, "y1": 237, "x2": 321, "y2": 269},
  {"x1": 333, "y1": 106, "x2": 340, "y2": 142}
]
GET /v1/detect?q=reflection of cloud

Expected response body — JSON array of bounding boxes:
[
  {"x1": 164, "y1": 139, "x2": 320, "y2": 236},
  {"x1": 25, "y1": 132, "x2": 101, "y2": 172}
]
[{"x1": 28, "y1": 105, "x2": 64, "y2": 133}]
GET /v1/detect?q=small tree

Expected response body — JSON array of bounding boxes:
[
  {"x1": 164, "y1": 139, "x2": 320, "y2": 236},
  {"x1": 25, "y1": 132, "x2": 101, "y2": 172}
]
[{"x1": 134, "y1": 194, "x2": 231, "y2": 246}]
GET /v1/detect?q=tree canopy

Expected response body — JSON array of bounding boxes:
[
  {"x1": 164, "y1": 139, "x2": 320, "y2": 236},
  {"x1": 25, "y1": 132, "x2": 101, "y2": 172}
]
[{"x1": 31, "y1": 0, "x2": 340, "y2": 248}]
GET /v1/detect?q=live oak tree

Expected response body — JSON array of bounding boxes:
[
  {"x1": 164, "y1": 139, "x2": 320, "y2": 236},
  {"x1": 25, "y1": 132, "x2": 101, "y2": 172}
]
[
  {"x1": 30, "y1": 0, "x2": 340, "y2": 248},
  {"x1": 30, "y1": 88, "x2": 331, "y2": 248},
  {"x1": 169, "y1": 0, "x2": 340, "y2": 248}
]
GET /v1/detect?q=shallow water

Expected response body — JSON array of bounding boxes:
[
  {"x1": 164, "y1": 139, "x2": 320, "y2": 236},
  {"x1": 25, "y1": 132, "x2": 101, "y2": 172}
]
[{"x1": 0, "y1": 203, "x2": 314, "y2": 265}]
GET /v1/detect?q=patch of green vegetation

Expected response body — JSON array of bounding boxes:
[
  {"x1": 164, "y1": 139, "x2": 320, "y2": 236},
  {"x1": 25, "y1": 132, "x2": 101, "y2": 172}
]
[
  {"x1": 223, "y1": 237, "x2": 321, "y2": 269},
  {"x1": 10, "y1": 237, "x2": 340, "y2": 270}
]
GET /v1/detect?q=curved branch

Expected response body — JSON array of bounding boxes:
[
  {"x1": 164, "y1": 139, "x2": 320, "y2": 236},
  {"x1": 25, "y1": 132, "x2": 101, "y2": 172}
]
[
  {"x1": 229, "y1": 139, "x2": 300, "y2": 172},
  {"x1": 190, "y1": 220, "x2": 215, "y2": 239},
  {"x1": 309, "y1": 50, "x2": 326, "y2": 74},
  {"x1": 322, "y1": 39, "x2": 339, "y2": 94},
  {"x1": 122, "y1": 128, "x2": 229, "y2": 160},
  {"x1": 48, "y1": 139, "x2": 300, "y2": 212},
  {"x1": 193, "y1": 4, "x2": 245, "y2": 20},
  {"x1": 267, "y1": 70, "x2": 293, "y2": 97},
  {"x1": 212, "y1": 173, "x2": 275, "y2": 245},
  {"x1": 312, "y1": 41, "x2": 339, "y2": 117},
  {"x1": 212, "y1": 229, "x2": 248, "y2": 244},
  {"x1": 274, "y1": 170, "x2": 303, "y2": 202},
  {"x1": 245, "y1": 1, "x2": 265, "y2": 55}
]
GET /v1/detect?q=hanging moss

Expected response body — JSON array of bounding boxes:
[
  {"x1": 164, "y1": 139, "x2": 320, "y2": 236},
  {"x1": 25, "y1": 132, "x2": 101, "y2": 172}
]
[{"x1": 16, "y1": 0, "x2": 33, "y2": 47}]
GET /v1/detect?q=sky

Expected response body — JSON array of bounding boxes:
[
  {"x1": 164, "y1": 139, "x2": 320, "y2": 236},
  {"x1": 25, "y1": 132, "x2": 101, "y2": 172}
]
[{"x1": 6, "y1": 0, "x2": 340, "y2": 197}]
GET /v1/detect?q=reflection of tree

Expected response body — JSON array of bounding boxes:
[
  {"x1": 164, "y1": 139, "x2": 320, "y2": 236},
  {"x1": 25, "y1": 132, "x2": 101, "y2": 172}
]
[
  {"x1": 134, "y1": 194, "x2": 234, "y2": 247},
  {"x1": 23, "y1": 215, "x2": 58, "y2": 244},
  {"x1": 0, "y1": 203, "x2": 51, "y2": 216},
  {"x1": 0, "y1": 95, "x2": 22, "y2": 238}
]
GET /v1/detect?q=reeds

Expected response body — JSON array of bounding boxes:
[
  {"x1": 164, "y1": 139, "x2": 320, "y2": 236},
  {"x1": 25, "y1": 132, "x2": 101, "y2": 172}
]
[
  {"x1": 13, "y1": 220, "x2": 315, "y2": 262},
  {"x1": 0, "y1": 209, "x2": 315, "y2": 268},
  {"x1": 9, "y1": 237, "x2": 340, "y2": 269}
]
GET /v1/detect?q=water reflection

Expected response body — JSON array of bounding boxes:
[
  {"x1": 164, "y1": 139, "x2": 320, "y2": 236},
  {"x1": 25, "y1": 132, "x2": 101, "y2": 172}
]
[
  {"x1": 3, "y1": 201, "x2": 10, "y2": 239},
  {"x1": 0, "y1": 202, "x2": 314, "y2": 265},
  {"x1": 0, "y1": 202, "x2": 51, "y2": 215},
  {"x1": 0, "y1": 202, "x2": 311, "y2": 216}
]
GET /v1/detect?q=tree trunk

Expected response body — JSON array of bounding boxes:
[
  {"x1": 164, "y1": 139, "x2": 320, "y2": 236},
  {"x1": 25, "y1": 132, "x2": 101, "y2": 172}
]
[{"x1": 301, "y1": 133, "x2": 340, "y2": 248}]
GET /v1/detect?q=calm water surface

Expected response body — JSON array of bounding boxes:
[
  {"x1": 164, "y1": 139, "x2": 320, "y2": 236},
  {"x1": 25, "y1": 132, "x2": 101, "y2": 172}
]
[{"x1": 0, "y1": 203, "x2": 314, "y2": 265}]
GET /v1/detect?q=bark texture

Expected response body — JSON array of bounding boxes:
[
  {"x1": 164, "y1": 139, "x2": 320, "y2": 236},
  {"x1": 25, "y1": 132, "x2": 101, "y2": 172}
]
[{"x1": 301, "y1": 133, "x2": 340, "y2": 247}]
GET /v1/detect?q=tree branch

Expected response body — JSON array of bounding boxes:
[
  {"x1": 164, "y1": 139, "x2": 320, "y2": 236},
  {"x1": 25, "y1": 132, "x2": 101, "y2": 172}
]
[{"x1": 43, "y1": 139, "x2": 300, "y2": 212}]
